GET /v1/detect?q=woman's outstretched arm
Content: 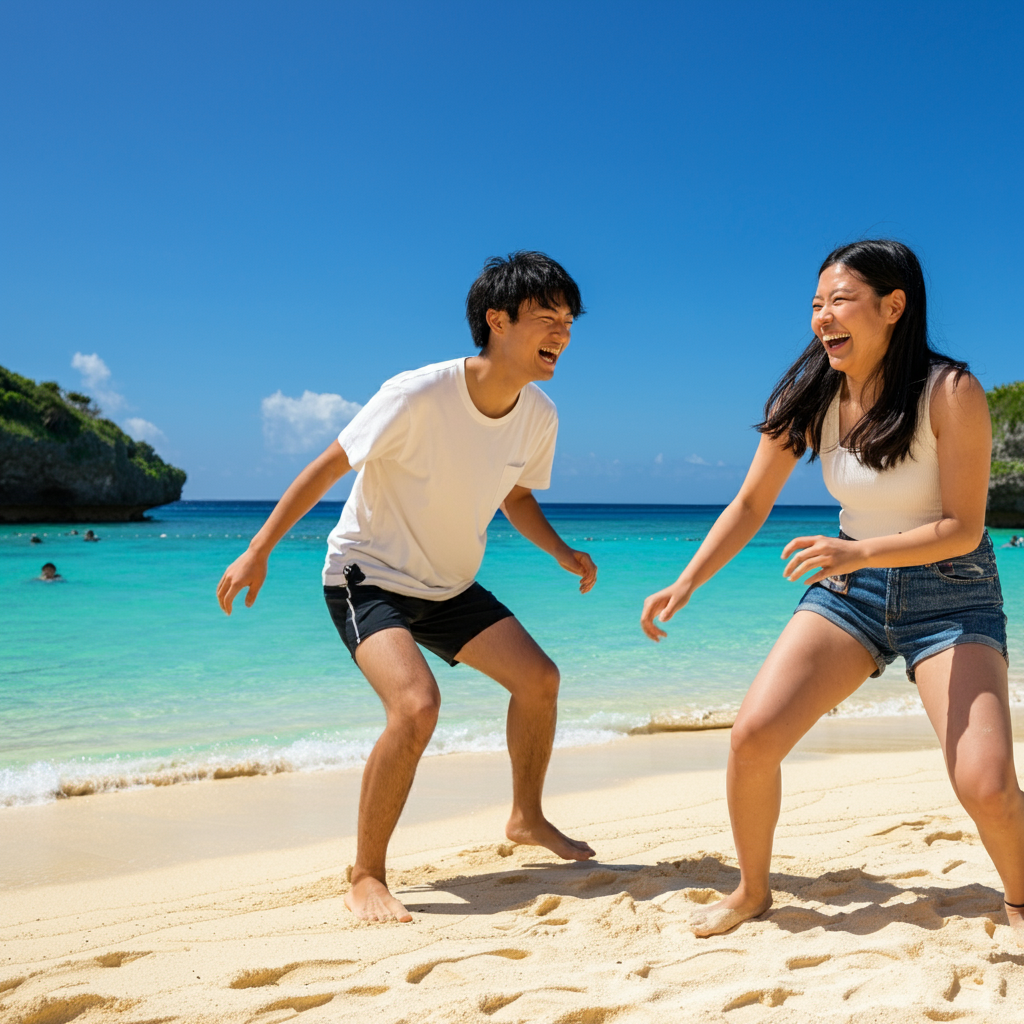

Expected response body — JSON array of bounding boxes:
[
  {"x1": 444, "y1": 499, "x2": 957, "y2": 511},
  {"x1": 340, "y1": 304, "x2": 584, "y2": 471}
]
[{"x1": 640, "y1": 435, "x2": 800, "y2": 640}]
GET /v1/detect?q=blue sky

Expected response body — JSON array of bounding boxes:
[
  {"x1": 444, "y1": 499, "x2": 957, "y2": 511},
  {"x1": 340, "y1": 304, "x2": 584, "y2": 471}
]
[{"x1": 2, "y1": 0, "x2": 1021, "y2": 504}]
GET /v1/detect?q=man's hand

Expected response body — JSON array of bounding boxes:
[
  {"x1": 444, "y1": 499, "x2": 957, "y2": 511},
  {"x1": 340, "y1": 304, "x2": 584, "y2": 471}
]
[
  {"x1": 213, "y1": 440, "x2": 351, "y2": 617},
  {"x1": 500, "y1": 486, "x2": 598, "y2": 593},
  {"x1": 640, "y1": 581, "x2": 693, "y2": 641},
  {"x1": 217, "y1": 549, "x2": 269, "y2": 614},
  {"x1": 781, "y1": 535, "x2": 865, "y2": 586},
  {"x1": 556, "y1": 547, "x2": 597, "y2": 593}
]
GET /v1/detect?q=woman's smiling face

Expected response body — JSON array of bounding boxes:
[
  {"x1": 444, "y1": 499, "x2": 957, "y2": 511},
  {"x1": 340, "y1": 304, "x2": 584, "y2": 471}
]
[{"x1": 812, "y1": 263, "x2": 906, "y2": 379}]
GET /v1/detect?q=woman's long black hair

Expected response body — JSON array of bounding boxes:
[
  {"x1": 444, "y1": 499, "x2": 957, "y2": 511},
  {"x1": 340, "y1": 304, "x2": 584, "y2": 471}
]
[{"x1": 757, "y1": 239, "x2": 967, "y2": 471}]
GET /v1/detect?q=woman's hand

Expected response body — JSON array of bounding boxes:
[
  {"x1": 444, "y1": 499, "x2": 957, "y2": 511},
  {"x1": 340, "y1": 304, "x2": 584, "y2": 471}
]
[
  {"x1": 781, "y1": 535, "x2": 865, "y2": 585},
  {"x1": 640, "y1": 580, "x2": 693, "y2": 641}
]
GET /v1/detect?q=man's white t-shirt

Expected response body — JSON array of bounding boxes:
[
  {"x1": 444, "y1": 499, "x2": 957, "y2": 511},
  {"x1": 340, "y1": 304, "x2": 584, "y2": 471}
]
[{"x1": 322, "y1": 358, "x2": 558, "y2": 600}]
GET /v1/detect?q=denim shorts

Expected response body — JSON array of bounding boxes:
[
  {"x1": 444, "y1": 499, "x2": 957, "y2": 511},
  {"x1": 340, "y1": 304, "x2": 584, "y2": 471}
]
[{"x1": 797, "y1": 531, "x2": 1008, "y2": 682}]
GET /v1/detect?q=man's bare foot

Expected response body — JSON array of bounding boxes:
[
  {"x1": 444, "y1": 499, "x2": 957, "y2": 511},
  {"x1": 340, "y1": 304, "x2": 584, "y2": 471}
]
[
  {"x1": 345, "y1": 875, "x2": 413, "y2": 922},
  {"x1": 505, "y1": 814, "x2": 595, "y2": 861},
  {"x1": 690, "y1": 891, "x2": 772, "y2": 937},
  {"x1": 1005, "y1": 903, "x2": 1024, "y2": 948}
]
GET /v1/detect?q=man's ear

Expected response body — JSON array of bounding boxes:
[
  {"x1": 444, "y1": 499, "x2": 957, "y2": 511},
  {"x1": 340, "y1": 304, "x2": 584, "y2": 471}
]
[{"x1": 485, "y1": 308, "x2": 508, "y2": 338}]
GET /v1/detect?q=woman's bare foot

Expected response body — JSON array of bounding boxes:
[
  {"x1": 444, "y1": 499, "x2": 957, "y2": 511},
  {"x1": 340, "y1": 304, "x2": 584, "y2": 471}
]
[
  {"x1": 689, "y1": 891, "x2": 772, "y2": 937},
  {"x1": 1005, "y1": 903, "x2": 1024, "y2": 948},
  {"x1": 506, "y1": 814, "x2": 595, "y2": 861},
  {"x1": 345, "y1": 875, "x2": 412, "y2": 922}
]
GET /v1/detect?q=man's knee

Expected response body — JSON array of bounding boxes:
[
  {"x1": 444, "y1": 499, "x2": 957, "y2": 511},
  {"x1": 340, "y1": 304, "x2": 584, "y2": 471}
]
[
  {"x1": 531, "y1": 658, "x2": 560, "y2": 702},
  {"x1": 388, "y1": 687, "x2": 441, "y2": 745}
]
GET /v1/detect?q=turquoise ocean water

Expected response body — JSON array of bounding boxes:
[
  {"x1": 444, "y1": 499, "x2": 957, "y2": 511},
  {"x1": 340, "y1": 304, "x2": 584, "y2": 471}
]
[{"x1": 3, "y1": 501, "x2": 1022, "y2": 806}]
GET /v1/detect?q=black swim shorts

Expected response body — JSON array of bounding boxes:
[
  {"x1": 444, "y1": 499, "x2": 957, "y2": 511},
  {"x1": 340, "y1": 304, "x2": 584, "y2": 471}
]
[{"x1": 324, "y1": 564, "x2": 514, "y2": 666}]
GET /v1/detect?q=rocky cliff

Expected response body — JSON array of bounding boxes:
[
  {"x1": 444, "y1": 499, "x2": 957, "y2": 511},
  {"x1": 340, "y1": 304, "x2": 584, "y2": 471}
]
[
  {"x1": 0, "y1": 365, "x2": 186, "y2": 522},
  {"x1": 988, "y1": 380, "x2": 1024, "y2": 528}
]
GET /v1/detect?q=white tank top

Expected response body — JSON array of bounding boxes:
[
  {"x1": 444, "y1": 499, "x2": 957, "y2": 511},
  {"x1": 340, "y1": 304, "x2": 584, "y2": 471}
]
[{"x1": 819, "y1": 365, "x2": 943, "y2": 540}]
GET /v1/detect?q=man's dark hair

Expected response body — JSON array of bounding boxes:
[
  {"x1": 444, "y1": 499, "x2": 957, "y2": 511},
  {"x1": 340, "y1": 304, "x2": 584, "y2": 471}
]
[{"x1": 466, "y1": 251, "x2": 584, "y2": 349}]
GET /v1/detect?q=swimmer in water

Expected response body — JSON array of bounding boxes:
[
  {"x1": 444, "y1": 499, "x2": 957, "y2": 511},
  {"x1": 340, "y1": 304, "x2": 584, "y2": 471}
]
[{"x1": 38, "y1": 563, "x2": 62, "y2": 581}]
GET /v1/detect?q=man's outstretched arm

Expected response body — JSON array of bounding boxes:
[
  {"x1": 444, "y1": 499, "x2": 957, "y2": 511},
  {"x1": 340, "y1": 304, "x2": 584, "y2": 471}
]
[
  {"x1": 500, "y1": 485, "x2": 597, "y2": 593},
  {"x1": 216, "y1": 440, "x2": 352, "y2": 614}
]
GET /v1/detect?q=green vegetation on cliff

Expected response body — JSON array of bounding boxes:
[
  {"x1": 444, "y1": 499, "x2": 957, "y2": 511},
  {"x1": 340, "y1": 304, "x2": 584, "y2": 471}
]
[
  {"x1": 0, "y1": 364, "x2": 186, "y2": 522},
  {"x1": 987, "y1": 380, "x2": 1024, "y2": 528},
  {"x1": 0, "y1": 365, "x2": 184, "y2": 483}
]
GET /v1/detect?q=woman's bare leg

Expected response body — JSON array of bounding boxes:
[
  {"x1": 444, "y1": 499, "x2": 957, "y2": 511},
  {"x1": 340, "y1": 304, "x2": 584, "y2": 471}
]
[
  {"x1": 915, "y1": 643, "x2": 1024, "y2": 946},
  {"x1": 691, "y1": 609, "x2": 876, "y2": 936}
]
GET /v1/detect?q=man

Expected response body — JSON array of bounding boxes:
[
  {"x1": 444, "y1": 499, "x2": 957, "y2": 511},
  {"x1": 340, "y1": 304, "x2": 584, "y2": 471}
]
[{"x1": 217, "y1": 251, "x2": 597, "y2": 923}]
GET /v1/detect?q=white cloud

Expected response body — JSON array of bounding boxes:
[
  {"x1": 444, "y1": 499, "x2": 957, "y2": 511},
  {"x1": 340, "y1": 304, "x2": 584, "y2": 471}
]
[
  {"x1": 685, "y1": 454, "x2": 709, "y2": 465},
  {"x1": 71, "y1": 351, "x2": 109, "y2": 387},
  {"x1": 124, "y1": 418, "x2": 167, "y2": 445},
  {"x1": 71, "y1": 351, "x2": 125, "y2": 412},
  {"x1": 261, "y1": 390, "x2": 362, "y2": 454},
  {"x1": 654, "y1": 453, "x2": 664, "y2": 464},
  {"x1": 71, "y1": 353, "x2": 170, "y2": 449}
]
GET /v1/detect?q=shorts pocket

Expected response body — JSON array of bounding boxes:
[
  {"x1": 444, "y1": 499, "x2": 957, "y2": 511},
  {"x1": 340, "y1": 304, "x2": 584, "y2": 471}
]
[
  {"x1": 931, "y1": 556, "x2": 998, "y2": 582},
  {"x1": 493, "y1": 463, "x2": 525, "y2": 509}
]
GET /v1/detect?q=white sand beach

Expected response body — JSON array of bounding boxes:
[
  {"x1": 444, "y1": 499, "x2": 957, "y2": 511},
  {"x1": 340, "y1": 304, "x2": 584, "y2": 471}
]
[{"x1": 3, "y1": 717, "x2": 1024, "y2": 1023}]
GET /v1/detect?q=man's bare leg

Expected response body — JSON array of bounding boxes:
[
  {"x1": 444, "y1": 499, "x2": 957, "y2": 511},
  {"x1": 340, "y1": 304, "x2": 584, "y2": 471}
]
[
  {"x1": 456, "y1": 616, "x2": 595, "y2": 861},
  {"x1": 345, "y1": 628, "x2": 441, "y2": 922},
  {"x1": 691, "y1": 611, "x2": 875, "y2": 937}
]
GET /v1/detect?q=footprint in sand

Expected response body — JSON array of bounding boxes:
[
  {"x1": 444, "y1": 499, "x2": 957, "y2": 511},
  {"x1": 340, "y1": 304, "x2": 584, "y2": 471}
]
[
  {"x1": 571, "y1": 869, "x2": 621, "y2": 892},
  {"x1": 405, "y1": 949, "x2": 530, "y2": 985},
  {"x1": 523, "y1": 895, "x2": 570, "y2": 927},
  {"x1": 649, "y1": 948, "x2": 746, "y2": 987},
  {"x1": 680, "y1": 887, "x2": 722, "y2": 906},
  {"x1": 250, "y1": 993, "x2": 334, "y2": 1023},
  {"x1": 534, "y1": 896, "x2": 562, "y2": 916},
  {"x1": 925, "y1": 830, "x2": 969, "y2": 846},
  {"x1": 346, "y1": 985, "x2": 388, "y2": 996},
  {"x1": 723, "y1": 987, "x2": 798, "y2": 1010},
  {"x1": 871, "y1": 818, "x2": 933, "y2": 837},
  {"x1": 17, "y1": 994, "x2": 115, "y2": 1024},
  {"x1": 786, "y1": 954, "x2": 832, "y2": 970},
  {"x1": 479, "y1": 992, "x2": 522, "y2": 1015},
  {"x1": 802, "y1": 867, "x2": 882, "y2": 901},
  {"x1": 93, "y1": 951, "x2": 151, "y2": 968},
  {"x1": 550, "y1": 1009, "x2": 623, "y2": 1024},
  {"x1": 230, "y1": 960, "x2": 358, "y2": 989}
]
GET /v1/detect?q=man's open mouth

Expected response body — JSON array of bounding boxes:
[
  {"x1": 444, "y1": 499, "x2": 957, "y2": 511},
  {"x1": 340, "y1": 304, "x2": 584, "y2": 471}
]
[
  {"x1": 822, "y1": 332, "x2": 850, "y2": 350},
  {"x1": 539, "y1": 346, "x2": 560, "y2": 366}
]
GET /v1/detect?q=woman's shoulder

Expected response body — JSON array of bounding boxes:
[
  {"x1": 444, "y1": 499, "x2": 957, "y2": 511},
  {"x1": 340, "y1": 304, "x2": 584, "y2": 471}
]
[{"x1": 928, "y1": 363, "x2": 987, "y2": 435}]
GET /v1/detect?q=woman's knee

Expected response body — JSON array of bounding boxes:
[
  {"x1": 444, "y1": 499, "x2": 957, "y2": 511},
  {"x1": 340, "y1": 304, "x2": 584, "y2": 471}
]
[
  {"x1": 730, "y1": 716, "x2": 787, "y2": 768},
  {"x1": 953, "y1": 763, "x2": 1022, "y2": 823}
]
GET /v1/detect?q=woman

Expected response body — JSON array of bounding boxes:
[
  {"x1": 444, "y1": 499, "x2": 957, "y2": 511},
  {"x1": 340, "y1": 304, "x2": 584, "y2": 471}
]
[{"x1": 641, "y1": 239, "x2": 1023, "y2": 943}]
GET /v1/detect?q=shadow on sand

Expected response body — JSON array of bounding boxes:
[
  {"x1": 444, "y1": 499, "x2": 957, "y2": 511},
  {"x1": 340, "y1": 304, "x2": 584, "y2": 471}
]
[{"x1": 395, "y1": 853, "x2": 1011, "y2": 938}]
